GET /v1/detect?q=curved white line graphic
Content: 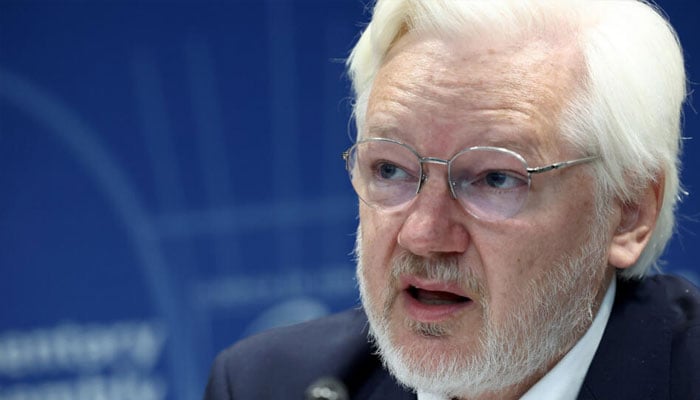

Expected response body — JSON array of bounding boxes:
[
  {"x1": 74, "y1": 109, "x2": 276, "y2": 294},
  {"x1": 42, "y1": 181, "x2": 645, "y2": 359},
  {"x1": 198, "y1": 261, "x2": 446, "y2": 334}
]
[{"x1": 0, "y1": 68, "x2": 198, "y2": 400}]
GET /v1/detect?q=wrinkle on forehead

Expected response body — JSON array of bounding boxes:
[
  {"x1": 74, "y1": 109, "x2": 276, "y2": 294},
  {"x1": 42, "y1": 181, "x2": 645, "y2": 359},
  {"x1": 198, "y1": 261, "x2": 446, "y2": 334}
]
[{"x1": 367, "y1": 32, "x2": 587, "y2": 159}]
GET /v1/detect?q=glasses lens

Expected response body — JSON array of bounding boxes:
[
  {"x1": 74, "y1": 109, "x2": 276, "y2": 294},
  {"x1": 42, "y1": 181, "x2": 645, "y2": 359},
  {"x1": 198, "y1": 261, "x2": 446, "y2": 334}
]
[
  {"x1": 449, "y1": 148, "x2": 530, "y2": 220},
  {"x1": 346, "y1": 140, "x2": 421, "y2": 209}
]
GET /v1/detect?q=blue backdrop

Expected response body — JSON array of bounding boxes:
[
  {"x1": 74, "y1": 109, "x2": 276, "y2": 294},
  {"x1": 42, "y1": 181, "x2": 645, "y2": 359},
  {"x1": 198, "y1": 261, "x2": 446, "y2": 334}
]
[{"x1": 1, "y1": 1, "x2": 698, "y2": 399}]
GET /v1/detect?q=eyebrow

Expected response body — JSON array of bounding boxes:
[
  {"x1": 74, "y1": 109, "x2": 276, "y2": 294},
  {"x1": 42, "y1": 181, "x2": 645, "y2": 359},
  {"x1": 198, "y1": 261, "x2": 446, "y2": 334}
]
[
  {"x1": 476, "y1": 134, "x2": 548, "y2": 163},
  {"x1": 363, "y1": 124, "x2": 399, "y2": 138},
  {"x1": 362, "y1": 126, "x2": 549, "y2": 164}
]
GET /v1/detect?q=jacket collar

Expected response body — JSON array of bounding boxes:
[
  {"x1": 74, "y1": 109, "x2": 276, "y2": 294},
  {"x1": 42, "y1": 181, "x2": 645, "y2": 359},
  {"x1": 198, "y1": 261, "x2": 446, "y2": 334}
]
[{"x1": 577, "y1": 277, "x2": 671, "y2": 400}]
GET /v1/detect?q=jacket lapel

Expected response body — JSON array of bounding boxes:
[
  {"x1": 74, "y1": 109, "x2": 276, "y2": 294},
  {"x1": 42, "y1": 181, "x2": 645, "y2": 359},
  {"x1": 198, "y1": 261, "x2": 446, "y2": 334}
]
[
  {"x1": 576, "y1": 278, "x2": 671, "y2": 400},
  {"x1": 352, "y1": 361, "x2": 417, "y2": 400},
  {"x1": 365, "y1": 376, "x2": 417, "y2": 400}
]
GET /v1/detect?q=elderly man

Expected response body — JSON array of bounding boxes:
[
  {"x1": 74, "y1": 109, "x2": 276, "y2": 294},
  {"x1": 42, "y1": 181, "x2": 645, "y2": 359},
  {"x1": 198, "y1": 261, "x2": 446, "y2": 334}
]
[{"x1": 204, "y1": 0, "x2": 699, "y2": 399}]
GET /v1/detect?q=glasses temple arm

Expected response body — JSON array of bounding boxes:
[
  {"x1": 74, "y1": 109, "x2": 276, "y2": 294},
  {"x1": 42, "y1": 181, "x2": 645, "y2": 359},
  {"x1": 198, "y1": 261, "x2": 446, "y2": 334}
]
[{"x1": 527, "y1": 155, "x2": 600, "y2": 174}]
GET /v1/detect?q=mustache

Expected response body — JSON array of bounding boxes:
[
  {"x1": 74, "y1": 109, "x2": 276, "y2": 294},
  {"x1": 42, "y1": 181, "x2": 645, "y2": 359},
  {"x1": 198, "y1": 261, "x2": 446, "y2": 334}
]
[{"x1": 389, "y1": 252, "x2": 486, "y2": 299}]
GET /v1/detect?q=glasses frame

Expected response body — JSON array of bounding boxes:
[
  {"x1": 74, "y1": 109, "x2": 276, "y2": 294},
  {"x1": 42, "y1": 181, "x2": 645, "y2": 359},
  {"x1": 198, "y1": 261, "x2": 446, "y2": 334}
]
[{"x1": 342, "y1": 137, "x2": 600, "y2": 220}]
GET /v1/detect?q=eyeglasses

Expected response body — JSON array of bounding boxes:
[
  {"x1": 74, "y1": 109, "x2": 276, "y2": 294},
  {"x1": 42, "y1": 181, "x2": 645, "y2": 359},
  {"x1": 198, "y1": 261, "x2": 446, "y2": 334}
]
[{"x1": 342, "y1": 137, "x2": 600, "y2": 221}]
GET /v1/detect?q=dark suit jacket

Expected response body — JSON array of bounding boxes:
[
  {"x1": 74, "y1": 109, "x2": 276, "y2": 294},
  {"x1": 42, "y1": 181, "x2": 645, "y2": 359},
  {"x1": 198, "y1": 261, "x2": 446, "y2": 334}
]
[{"x1": 204, "y1": 275, "x2": 700, "y2": 399}]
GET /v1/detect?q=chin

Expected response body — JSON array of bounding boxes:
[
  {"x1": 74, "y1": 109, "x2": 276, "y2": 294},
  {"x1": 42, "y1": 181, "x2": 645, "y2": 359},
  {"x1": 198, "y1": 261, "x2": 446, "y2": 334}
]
[
  {"x1": 369, "y1": 316, "x2": 491, "y2": 398},
  {"x1": 362, "y1": 290, "x2": 494, "y2": 397},
  {"x1": 369, "y1": 308, "x2": 535, "y2": 399}
]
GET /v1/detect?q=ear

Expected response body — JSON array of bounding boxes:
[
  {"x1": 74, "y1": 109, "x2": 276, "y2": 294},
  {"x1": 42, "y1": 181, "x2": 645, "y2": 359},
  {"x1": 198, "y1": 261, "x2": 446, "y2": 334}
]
[{"x1": 608, "y1": 175, "x2": 664, "y2": 269}]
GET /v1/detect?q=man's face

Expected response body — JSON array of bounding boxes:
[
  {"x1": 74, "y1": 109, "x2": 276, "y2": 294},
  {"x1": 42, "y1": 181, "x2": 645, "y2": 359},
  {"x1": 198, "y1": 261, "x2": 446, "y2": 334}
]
[{"x1": 356, "y1": 34, "x2": 616, "y2": 398}]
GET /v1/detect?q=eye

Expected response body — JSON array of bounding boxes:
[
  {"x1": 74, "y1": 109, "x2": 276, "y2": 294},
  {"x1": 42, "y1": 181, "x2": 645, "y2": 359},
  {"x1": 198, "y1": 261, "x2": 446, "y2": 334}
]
[
  {"x1": 376, "y1": 162, "x2": 411, "y2": 181},
  {"x1": 482, "y1": 171, "x2": 526, "y2": 189},
  {"x1": 455, "y1": 170, "x2": 527, "y2": 191}
]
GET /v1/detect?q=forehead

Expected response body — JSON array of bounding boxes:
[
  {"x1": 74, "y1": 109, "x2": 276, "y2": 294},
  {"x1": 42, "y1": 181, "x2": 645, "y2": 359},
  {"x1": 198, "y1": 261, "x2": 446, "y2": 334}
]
[{"x1": 366, "y1": 33, "x2": 584, "y2": 158}]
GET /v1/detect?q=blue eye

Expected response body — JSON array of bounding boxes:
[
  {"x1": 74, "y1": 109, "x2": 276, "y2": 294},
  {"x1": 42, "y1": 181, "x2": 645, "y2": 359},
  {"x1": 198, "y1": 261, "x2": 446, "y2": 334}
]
[
  {"x1": 377, "y1": 162, "x2": 411, "y2": 181},
  {"x1": 481, "y1": 171, "x2": 526, "y2": 189},
  {"x1": 453, "y1": 170, "x2": 527, "y2": 191}
]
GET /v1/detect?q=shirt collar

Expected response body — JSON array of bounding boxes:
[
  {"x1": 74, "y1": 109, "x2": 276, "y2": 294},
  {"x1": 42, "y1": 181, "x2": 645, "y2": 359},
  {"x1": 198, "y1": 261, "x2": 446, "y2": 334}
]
[{"x1": 417, "y1": 278, "x2": 616, "y2": 400}]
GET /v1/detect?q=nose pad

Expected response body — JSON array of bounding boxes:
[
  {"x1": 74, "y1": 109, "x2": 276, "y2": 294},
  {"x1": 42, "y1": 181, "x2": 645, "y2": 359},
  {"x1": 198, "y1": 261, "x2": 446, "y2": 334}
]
[
  {"x1": 416, "y1": 158, "x2": 455, "y2": 197},
  {"x1": 416, "y1": 173, "x2": 454, "y2": 200},
  {"x1": 416, "y1": 171, "x2": 429, "y2": 194}
]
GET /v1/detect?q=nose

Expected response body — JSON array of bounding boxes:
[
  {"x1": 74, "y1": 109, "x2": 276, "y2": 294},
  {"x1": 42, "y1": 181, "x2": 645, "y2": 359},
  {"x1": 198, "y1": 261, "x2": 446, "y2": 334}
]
[{"x1": 397, "y1": 170, "x2": 470, "y2": 257}]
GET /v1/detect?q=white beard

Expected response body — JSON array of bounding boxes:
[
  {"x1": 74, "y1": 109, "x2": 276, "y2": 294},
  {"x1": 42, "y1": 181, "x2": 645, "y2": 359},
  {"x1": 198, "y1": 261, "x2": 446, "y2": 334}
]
[{"x1": 356, "y1": 222, "x2": 610, "y2": 399}]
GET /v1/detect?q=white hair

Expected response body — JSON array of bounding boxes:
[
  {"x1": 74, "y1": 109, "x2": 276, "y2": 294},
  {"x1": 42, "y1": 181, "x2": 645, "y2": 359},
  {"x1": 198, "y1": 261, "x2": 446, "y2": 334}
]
[{"x1": 346, "y1": 0, "x2": 687, "y2": 278}]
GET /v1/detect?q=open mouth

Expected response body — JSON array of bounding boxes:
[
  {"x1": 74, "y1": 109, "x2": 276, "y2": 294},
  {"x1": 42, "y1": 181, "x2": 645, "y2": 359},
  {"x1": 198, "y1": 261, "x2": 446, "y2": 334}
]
[{"x1": 407, "y1": 285, "x2": 471, "y2": 306}]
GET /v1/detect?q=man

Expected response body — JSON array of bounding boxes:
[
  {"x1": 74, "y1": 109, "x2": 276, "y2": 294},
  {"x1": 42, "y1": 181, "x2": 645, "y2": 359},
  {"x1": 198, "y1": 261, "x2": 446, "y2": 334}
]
[{"x1": 204, "y1": 0, "x2": 700, "y2": 399}]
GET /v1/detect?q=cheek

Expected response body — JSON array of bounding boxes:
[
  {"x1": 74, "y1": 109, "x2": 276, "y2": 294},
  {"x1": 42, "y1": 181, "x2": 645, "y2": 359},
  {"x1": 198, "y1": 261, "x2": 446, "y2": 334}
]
[
  {"x1": 477, "y1": 199, "x2": 597, "y2": 319},
  {"x1": 359, "y1": 206, "x2": 401, "y2": 256},
  {"x1": 517, "y1": 172, "x2": 598, "y2": 261},
  {"x1": 359, "y1": 206, "x2": 402, "y2": 285},
  {"x1": 474, "y1": 223, "x2": 535, "y2": 306}
]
